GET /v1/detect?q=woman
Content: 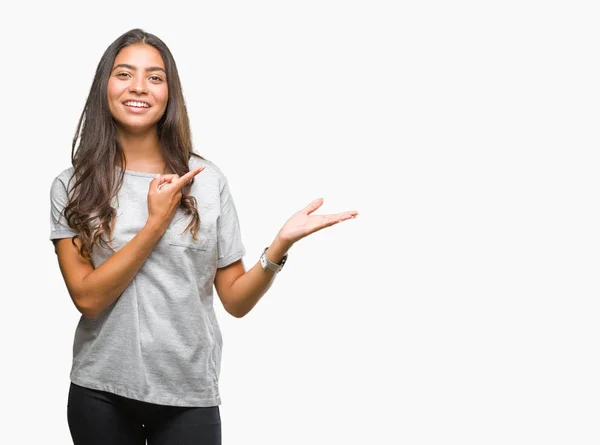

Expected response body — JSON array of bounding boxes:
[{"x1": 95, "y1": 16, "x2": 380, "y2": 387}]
[{"x1": 49, "y1": 28, "x2": 358, "y2": 445}]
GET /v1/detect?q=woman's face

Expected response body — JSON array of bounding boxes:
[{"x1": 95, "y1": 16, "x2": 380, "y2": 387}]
[{"x1": 107, "y1": 43, "x2": 168, "y2": 134}]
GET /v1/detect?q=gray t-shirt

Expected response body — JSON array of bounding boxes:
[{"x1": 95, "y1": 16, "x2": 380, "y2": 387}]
[{"x1": 49, "y1": 155, "x2": 245, "y2": 407}]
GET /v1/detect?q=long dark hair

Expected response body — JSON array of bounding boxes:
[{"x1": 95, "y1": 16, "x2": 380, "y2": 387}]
[{"x1": 64, "y1": 28, "x2": 203, "y2": 260}]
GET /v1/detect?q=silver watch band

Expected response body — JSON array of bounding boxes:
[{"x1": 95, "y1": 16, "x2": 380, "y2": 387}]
[{"x1": 260, "y1": 247, "x2": 288, "y2": 272}]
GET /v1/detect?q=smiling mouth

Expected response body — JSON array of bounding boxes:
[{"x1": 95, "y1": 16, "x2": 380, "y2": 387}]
[{"x1": 123, "y1": 100, "x2": 151, "y2": 108}]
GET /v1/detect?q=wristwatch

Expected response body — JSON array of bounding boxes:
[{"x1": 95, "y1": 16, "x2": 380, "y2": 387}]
[{"x1": 260, "y1": 247, "x2": 288, "y2": 273}]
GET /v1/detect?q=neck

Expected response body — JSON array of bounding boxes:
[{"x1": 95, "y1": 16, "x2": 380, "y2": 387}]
[{"x1": 116, "y1": 128, "x2": 166, "y2": 171}]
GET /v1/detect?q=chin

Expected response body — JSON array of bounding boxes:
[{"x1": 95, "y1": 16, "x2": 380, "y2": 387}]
[{"x1": 116, "y1": 121, "x2": 158, "y2": 134}]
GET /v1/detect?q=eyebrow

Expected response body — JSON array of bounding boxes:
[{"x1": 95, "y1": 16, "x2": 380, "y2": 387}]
[{"x1": 112, "y1": 63, "x2": 167, "y2": 75}]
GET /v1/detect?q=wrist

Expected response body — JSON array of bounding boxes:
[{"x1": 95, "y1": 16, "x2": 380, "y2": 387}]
[
  {"x1": 274, "y1": 233, "x2": 294, "y2": 252},
  {"x1": 271, "y1": 236, "x2": 293, "y2": 258},
  {"x1": 145, "y1": 218, "x2": 168, "y2": 236},
  {"x1": 260, "y1": 236, "x2": 292, "y2": 273},
  {"x1": 261, "y1": 246, "x2": 288, "y2": 273}
]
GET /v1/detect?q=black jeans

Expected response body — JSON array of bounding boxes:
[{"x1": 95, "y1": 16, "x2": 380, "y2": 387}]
[{"x1": 67, "y1": 382, "x2": 221, "y2": 445}]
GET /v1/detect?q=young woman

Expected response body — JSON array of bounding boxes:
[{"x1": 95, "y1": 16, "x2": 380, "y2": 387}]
[{"x1": 49, "y1": 28, "x2": 358, "y2": 445}]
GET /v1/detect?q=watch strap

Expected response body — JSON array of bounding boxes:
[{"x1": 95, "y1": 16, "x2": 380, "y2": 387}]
[{"x1": 260, "y1": 247, "x2": 288, "y2": 272}]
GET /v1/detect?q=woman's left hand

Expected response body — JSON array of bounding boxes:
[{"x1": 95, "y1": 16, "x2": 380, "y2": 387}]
[{"x1": 277, "y1": 198, "x2": 358, "y2": 246}]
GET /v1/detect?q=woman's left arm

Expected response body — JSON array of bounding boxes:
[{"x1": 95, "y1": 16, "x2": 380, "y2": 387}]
[{"x1": 214, "y1": 198, "x2": 358, "y2": 318}]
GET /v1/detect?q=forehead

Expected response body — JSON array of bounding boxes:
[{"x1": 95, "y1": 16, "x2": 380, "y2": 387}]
[{"x1": 113, "y1": 43, "x2": 165, "y2": 69}]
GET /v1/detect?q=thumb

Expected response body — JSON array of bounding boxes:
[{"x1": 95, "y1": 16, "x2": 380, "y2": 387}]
[
  {"x1": 304, "y1": 197, "x2": 324, "y2": 215},
  {"x1": 151, "y1": 174, "x2": 166, "y2": 188}
]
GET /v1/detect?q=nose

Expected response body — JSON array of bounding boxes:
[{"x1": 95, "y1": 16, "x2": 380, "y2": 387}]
[{"x1": 130, "y1": 77, "x2": 147, "y2": 94}]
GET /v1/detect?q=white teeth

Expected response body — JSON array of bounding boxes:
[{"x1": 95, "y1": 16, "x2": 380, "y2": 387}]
[{"x1": 124, "y1": 101, "x2": 149, "y2": 108}]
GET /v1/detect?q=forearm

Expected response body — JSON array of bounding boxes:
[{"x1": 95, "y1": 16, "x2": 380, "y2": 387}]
[
  {"x1": 228, "y1": 235, "x2": 292, "y2": 318},
  {"x1": 78, "y1": 221, "x2": 166, "y2": 317}
]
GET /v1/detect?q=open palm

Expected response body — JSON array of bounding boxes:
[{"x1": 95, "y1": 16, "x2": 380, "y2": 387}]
[{"x1": 278, "y1": 198, "x2": 358, "y2": 245}]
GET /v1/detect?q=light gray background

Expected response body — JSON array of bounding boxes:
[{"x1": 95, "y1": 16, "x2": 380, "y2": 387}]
[{"x1": 1, "y1": 1, "x2": 598, "y2": 444}]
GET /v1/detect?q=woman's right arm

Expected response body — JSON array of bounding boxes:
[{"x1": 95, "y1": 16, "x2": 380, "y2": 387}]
[
  {"x1": 53, "y1": 166, "x2": 204, "y2": 318},
  {"x1": 53, "y1": 221, "x2": 165, "y2": 318}
]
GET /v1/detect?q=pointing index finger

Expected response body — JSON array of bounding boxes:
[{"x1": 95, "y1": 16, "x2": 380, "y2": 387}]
[{"x1": 174, "y1": 166, "x2": 205, "y2": 191}]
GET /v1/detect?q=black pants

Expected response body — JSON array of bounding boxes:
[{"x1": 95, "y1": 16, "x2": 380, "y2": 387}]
[{"x1": 67, "y1": 382, "x2": 221, "y2": 445}]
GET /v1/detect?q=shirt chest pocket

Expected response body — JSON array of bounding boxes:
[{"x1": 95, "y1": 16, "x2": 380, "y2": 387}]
[
  {"x1": 166, "y1": 209, "x2": 217, "y2": 252},
  {"x1": 168, "y1": 231, "x2": 210, "y2": 250}
]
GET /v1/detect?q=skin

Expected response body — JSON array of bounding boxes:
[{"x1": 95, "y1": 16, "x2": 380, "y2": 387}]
[
  {"x1": 54, "y1": 42, "x2": 359, "y2": 319},
  {"x1": 107, "y1": 43, "x2": 168, "y2": 137}
]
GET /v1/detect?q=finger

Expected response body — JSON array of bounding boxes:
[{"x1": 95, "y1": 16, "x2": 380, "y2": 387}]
[
  {"x1": 159, "y1": 174, "x2": 180, "y2": 182},
  {"x1": 174, "y1": 166, "x2": 205, "y2": 191},
  {"x1": 152, "y1": 174, "x2": 164, "y2": 188},
  {"x1": 317, "y1": 212, "x2": 358, "y2": 228},
  {"x1": 341, "y1": 211, "x2": 359, "y2": 220},
  {"x1": 333, "y1": 211, "x2": 359, "y2": 223},
  {"x1": 156, "y1": 174, "x2": 181, "y2": 192},
  {"x1": 304, "y1": 197, "x2": 324, "y2": 215},
  {"x1": 153, "y1": 174, "x2": 166, "y2": 191},
  {"x1": 320, "y1": 214, "x2": 343, "y2": 227}
]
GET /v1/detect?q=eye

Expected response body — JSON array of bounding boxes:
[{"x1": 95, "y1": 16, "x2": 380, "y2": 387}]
[
  {"x1": 149, "y1": 75, "x2": 164, "y2": 82},
  {"x1": 116, "y1": 72, "x2": 131, "y2": 79}
]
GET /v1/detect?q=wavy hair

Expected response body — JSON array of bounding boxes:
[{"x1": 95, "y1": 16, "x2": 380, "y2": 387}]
[{"x1": 63, "y1": 28, "x2": 203, "y2": 260}]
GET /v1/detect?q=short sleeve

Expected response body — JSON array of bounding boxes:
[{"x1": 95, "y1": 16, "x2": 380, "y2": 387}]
[
  {"x1": 49, "y1": 174, "x2": 79, "y2": 242},
  {"x1": 216, "y1": 178, "x2": 246, "y2": 268}
]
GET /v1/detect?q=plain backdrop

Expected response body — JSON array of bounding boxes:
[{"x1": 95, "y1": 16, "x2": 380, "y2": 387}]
[{"x1": 1, "y1": 1, "x2": 599, "y2": 444}]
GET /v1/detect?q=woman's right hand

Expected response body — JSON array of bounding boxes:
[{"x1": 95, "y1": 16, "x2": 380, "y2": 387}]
[{"x1": 146, "y1": 166, "x2": 205, "y2": 232}]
